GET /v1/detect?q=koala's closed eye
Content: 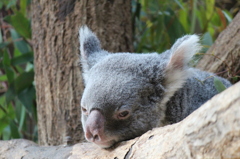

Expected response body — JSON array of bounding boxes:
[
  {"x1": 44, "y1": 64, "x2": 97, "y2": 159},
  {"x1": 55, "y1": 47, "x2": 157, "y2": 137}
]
[
  {"x1": 116, "y1": 110, "x2": 130, "y2": 120},
  {"x1": 112, "y1": 106, "x2": 131, "y2": 120},
  {"x1": 81, "y1": 106, "x2": 88, "y2": 115}
]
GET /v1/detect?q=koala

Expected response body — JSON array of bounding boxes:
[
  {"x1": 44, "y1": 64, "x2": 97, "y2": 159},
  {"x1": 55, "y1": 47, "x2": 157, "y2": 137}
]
[{"x1": 79, "y1": 26, "x2": 231, "y2": 148}]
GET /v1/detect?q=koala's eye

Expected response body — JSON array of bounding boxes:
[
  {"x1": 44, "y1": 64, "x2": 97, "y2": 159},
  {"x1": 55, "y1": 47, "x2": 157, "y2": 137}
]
[
  {"x1": 81, "y1": 107, "x2": 88, "y2": 115},
  {"x1": 117, "y1": 110, "x2": 130, "y2": 120}
]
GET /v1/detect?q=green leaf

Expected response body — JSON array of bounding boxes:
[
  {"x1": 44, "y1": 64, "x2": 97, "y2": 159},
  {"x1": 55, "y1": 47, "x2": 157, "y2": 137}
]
[
  {"x1": 4, "y1": 11, "x2": 31, "y2": 39},
  {"x1": 6, "y1": 0, "x2": 17, "y2": 9},
  {"x1": 18, "y1": 103, "x2": 26, "y2": 131},
  {"x1": 0, "y1": 107, "x2": 9, "y2": 133},
  {"x1": 0, "y1": 121, "x2": 8, "y2": 138},
  {"x1": 2, "y1": 126, "x2": 11, "y2": 140},
  {"x1": 163, "y1": 8, "x2": 185, "y2": 44},
  {"x1": 3, "y1": 14, "x2": 11, "y2": 22},
  {"x1": 6, "y1": 102, "x2": 15, "y2": 120},
  {"x1": 10, "y1": 121, "x2": 20, "y2": 138},
  {"x1": 0, "y1": 42, "x2": 9, "y2": 49},
  {"x1": 32, "y1": 125, "x2": 38, "y2": 142},
  {"x1": 0, "y1": 99, "x2": 15, "y2": 138},
  {"x1": 3, "y1": 66, "x2": 15, "y2": 84},
  {"x1": 210, "y1": 11, "x2": 221, "y2": 27},
  {"x1": 10, "y1": 29, "x2": 30, "y2": 54},
  {"x1": 15, "y1": 65, "x2": 24, "y2": 74},
  {"x1": 15, "y1": 100, "x2": 23, "y2": 123},
  {"x1": 3, "y1": 51, "x2": 11, "y2": 66},
  {"x1": 25, "y1": 63, "x2": 34, "y2": 72},
  {"x1": 0, "y1": 75, "x2": 7, "y2": 81},
  {"x1": 214, "y1": 77, "x2": 227, "y2": 93},
  {"x1": 13, "y1": 47, "x2": 22, "y2": 57},
  {"x1": 3, "y1": 51, "x2": 15, "y2": 83},
  {"x1": 0, "y1": 2, "x2": 3, "y2": 9},
  {"x1": 190, "y1": 0, "x2": 197, "y2": 33},
  {"x1": 178, "y1": 9, "x2": 189, "y2": 33},
  {"x1": 14, "y1": 71, "x2": 34, "y2": 94},
  {"x1": 20, "y1": 0, "x2": 28, "y2": 15},
  {"x1": 18, "y1": 86, "x2": 35, "y2": 114},
  {"x1": 222, "y1": 10, "x2": 232, "y2": 23},
  {"x1": 202, "y1": 32, "x2": 213, "y2": 53},
  {"x1": 174, "y1": 0, "x2": 185, "y2": 10},
  {"x1": 0, "y1": 96, "x2": 6, "y2": 108},
  {"x1": 5, "y1": 71, "x2": 34, "y2": 104},
  {"x1": 14, "y1": 100, "x2": 27, "y2": 134},
  {"x1": 202, "y1": 32, "x2": 213, "y2": 46},
  {"x1": 206, "y1": 0, "x2": 215, "y2": 20},
  {"x1": 5, "y1": 86, "x2": 15, "y2": 104},
  {"x1": 11, "y1": 52, "x2": 33, "y2": 65},
  {"x1": 196, "y1": 7, "x2": 206, "y2": 30},
  {"x1": 232, "y1": 76, "x2": 239, "y2": 83}
]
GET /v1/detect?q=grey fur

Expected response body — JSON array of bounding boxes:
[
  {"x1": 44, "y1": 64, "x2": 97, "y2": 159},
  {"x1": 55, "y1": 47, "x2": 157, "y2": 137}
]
[{"x1": 79, "y1": 26, "x2": 231, "y2": 148}]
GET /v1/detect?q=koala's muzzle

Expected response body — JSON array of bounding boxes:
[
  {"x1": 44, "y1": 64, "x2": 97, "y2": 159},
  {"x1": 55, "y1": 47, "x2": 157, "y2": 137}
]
[{"x1": 85, "y1": 110, "x2": 115, "y2": 148}]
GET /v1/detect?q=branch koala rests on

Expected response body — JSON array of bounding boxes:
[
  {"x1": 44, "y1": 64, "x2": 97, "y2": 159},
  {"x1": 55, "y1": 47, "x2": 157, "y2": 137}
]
[{"x1": 79, "y1": 26, "x2": 231, "y2": 148}]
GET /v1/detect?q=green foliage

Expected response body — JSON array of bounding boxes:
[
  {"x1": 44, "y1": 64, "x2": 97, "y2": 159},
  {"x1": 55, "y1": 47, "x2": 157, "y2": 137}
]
[
  {"x1": 132, "y1": 0, "x2": 233, "y2": 53},
  {"x1": 0, "y1": 0, "x2": 37, "y2": 141},
  {"x1": 214, "y1": 77, "x2": 227, "y2": 93}
]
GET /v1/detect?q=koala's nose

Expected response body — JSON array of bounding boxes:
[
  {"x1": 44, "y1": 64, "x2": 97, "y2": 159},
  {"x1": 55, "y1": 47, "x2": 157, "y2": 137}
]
[{"x1": 85, "y1": 110, "x2": 105, "y2": 143}]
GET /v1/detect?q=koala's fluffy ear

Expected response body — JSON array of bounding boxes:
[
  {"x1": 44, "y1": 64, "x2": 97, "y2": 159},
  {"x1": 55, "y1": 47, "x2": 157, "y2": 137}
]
[
  {"x1": 79, "y1": 26, "x2": 108, "y2": 82},
  {"x1": 167, "y1": 35, "x2": 200, "y2": 69},
  {"x1": 162, "y1": 35, "x2": 201, "y2": 103}
]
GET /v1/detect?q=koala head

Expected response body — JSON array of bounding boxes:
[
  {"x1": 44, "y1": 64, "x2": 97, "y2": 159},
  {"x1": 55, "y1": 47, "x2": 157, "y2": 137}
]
[{"x1": 79, "y1": 26, "x2": 201, "y2": 148}]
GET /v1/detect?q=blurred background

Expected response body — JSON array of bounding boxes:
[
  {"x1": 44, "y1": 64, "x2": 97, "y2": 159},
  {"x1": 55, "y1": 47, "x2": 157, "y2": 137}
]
[{"x1": 0, "y1": 0, "x2": 239, "y2": 143}]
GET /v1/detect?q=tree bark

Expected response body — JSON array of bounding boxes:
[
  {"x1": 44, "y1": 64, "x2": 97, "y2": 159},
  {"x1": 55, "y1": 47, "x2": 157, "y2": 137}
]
[
  {"x1": 31, "y1": 0, "x2": 132, "y2": 146},
  {"x1": 0, "y1": 82, "x2": 239, "y2": 159},
  {"x1": 196, "y1": 12, "x2": 240, "y2": 84}
]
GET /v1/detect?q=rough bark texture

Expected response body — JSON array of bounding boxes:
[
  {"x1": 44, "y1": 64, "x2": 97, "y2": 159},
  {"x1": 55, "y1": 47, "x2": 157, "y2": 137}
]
[
  {"x1": 196, "y1": 12, "x2": 240, "y2": 83},
  {"x1": 31, "y1": 0, "x2": 132, "y2": 146},
  {"x1": 0, "y1": 82, "x2": 239, "y2": 159}
]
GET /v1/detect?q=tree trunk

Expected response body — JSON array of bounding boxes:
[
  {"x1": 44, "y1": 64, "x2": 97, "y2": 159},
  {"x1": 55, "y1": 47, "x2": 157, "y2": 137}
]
[
  {"x1": 31, "y1": 0, "x2": 132, "y2": 146},
  {"x1": 1, "y1": 82, "x2": 239, "y2": 159},
  {"x1": 196, "y1": 12, "x2": 240, "y2": 84}
]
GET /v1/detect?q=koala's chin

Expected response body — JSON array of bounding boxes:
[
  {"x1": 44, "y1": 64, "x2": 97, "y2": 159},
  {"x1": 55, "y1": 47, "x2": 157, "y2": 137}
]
[{"x1": 92, "y1": 139, "x2": 116, "y2": 149}]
